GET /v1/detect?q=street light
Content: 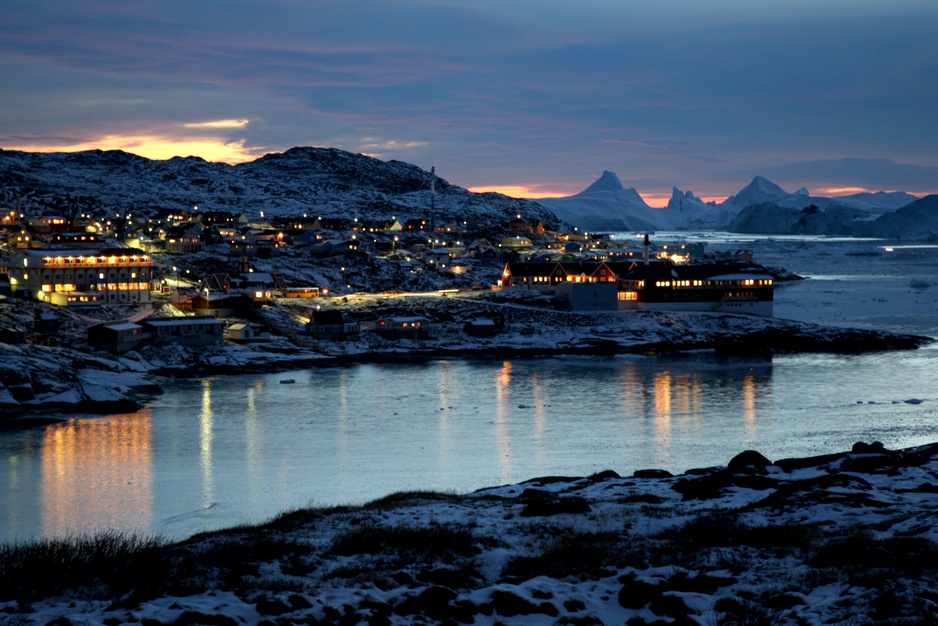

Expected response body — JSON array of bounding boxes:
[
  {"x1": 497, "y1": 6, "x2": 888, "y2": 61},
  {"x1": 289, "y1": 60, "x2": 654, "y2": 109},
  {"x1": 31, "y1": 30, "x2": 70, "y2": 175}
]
[{"x1": 393, "y1": 236, "x2": 399, "y2": 253}]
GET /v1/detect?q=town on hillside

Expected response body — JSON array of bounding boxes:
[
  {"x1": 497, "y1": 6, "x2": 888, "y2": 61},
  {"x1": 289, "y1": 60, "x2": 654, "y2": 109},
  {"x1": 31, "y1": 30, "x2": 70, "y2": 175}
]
[{"x1": 0, "y1": 206, "x2": 779, "y2": 354}]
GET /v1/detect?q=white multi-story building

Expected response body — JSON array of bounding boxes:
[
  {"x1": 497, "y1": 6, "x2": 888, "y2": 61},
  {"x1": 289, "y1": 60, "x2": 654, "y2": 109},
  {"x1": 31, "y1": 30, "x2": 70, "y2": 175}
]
[{"x1": 7, "y1": 249, "x2": 153, "y2": 306}]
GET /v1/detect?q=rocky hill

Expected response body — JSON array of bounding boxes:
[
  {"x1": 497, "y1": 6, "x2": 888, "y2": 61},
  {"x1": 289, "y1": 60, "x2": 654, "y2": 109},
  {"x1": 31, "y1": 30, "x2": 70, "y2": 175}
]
[{"x1": 0, "y1": 147, "x2": 562, "y2": 228}]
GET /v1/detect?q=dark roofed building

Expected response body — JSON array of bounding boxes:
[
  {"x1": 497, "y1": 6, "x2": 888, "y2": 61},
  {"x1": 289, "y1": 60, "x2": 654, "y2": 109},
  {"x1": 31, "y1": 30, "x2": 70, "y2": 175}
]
[{"x1": 306, "y1": 310, "x2": 359, "y2": 340}]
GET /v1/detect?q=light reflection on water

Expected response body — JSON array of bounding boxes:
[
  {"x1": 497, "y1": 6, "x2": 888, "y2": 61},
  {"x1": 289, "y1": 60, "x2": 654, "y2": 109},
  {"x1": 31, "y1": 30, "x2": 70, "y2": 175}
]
[
  {"x1": 3, "y1": 347, "x2": 934, "y2": 544},
  {"x1": 4, "y1": 235, "x2": 935, "y2": 543},
  {"x1": 38, "y1": 412, "x2": 154, "y2": 538}
]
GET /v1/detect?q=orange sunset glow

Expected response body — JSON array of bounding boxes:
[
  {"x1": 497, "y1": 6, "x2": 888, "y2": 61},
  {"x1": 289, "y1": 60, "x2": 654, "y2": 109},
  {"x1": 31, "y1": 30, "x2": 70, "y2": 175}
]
[
  {"x1": 6, "y1": 128, "x2": 263, "y2": 165},
  {"x1": 467, "y1": 185, "x2": 572, "y2": 199},
  {"x1": 468, "y1": 185, "x2": 727, "y2": 207}
]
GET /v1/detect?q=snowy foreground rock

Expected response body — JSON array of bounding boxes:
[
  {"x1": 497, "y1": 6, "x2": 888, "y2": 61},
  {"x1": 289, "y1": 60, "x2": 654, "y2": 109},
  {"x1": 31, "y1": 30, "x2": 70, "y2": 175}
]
[
  {"x1": 1, "y1": 294, "x2": 932, "y2": 419},
  {"x1": 5, "y1": 441, "x2": 938, "y2": 624}
]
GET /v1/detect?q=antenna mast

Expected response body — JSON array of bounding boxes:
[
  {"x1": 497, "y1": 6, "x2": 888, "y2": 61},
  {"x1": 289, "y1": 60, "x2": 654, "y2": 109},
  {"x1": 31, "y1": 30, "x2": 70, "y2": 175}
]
[{"x1": 429, "y1": 166, "x2": 436, "y2": 234}]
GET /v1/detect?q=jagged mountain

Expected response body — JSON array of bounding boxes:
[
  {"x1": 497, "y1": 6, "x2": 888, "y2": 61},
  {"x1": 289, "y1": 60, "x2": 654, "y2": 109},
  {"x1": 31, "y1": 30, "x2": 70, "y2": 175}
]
[
  {"x1": 659, "y1": 187, "x2": 734, "y2": 229},
  {"x1": 724, "y1": 176, "x2": 909, "y2": 216},
  {"x1": 0, "y1": 147, "x2": 561, "y2": 229},
  {"x1": 533, "y1": 171, "x2": 674, "y2": 232},
  {"x1": 532, "y1": 172, "x2": 923, "y2": 234}
]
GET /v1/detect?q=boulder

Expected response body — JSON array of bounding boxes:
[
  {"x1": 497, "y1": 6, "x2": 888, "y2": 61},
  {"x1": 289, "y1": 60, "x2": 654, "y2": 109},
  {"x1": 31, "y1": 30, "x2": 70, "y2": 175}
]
[{"x1": 727, "y1": 450, "x2": 773, "y2": 472}]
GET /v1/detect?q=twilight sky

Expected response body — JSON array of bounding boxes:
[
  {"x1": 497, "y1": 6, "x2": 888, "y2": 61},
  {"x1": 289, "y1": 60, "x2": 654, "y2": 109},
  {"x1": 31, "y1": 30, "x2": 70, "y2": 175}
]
[{"x1": 2, "y1": 1, "x2": 937, "y2": 205}]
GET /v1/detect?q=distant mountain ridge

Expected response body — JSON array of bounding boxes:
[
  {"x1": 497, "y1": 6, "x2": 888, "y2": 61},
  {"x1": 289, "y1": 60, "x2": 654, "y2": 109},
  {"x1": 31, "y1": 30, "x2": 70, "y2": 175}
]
[
  {"x1": 0, "y1": 146, "x2": 561, "y2": 228},
  {"x1": 1, "y1": 148, "x2": 930, "y2": 240},
  {"x1": 531, "y1": 171, "x2": 928, "y2": 237}
]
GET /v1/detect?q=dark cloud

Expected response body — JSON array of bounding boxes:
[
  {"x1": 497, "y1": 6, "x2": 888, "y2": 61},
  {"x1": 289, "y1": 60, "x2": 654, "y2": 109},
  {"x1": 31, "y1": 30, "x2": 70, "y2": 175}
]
[{"x1": 1, "y1": 1, "x2": 937, "y2": 196}]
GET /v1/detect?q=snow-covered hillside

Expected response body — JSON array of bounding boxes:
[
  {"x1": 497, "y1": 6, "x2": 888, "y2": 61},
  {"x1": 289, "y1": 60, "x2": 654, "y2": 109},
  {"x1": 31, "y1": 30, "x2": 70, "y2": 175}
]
[{"x1": 0, "y1": 147, "x2": 561, "y2": 228}]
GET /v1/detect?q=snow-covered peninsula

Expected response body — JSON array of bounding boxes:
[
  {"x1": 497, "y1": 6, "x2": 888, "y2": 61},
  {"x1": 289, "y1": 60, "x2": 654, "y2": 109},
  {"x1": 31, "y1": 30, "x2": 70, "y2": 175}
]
[{"x1": 0, "y1": 292, "x2": 930, "y2": 419}]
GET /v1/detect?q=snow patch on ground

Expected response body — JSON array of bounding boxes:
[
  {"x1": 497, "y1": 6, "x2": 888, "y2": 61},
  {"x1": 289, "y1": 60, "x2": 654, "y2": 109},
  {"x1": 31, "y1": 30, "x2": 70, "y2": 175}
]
[{"x1": 6, "y1": 441, "x2": 938, "y2": 625}]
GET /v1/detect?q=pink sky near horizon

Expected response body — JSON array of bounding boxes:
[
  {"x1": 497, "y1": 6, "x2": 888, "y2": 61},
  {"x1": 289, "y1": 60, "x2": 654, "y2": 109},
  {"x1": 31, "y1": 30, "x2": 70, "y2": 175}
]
[{"x1": 6, "y1": 136, "x2": 931, "y2": 205}]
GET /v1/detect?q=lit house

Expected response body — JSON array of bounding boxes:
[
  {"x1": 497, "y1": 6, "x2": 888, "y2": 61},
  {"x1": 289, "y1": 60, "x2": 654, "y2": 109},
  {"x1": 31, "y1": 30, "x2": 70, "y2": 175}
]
[
  {"x1": 6, "y1": 229, "x2": 36, "y2": 250},
  {"x1": 499, "y1": 261, "x2": 628, "y2": 290},
  {"x1": 499, "y1": 259, "x2": 775, "y2": 316},
  {"x1": 28, "y1": 216, "x2": 70, "y2": 234},
  {"x1": 7, "y1": 249, "x2": 153, "y2": 306},
  {"x1": 375, "y1": 316, "x2": 430, "y2": 339},
  {"x1": 1, "y1": 210, "x2": 20, "y2": 226},
  {"x1": 617, "y1": 263, "x2": 774, "y2": 316},
  {"x1": 51, "y1": 232, "x2": 101, "y2": 248}
]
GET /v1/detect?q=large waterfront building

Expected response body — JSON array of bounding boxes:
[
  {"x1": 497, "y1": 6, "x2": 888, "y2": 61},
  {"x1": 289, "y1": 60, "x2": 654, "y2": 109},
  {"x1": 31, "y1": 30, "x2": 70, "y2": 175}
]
[{"x1": 7, "y1": 249, "x2": 153, "y2": 306}]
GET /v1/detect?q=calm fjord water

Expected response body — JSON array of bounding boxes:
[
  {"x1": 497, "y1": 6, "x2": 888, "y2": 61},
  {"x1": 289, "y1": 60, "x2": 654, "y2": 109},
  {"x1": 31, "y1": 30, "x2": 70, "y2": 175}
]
[{"x1": 1, "y1": 237, "x2": 936, "y2": 542}]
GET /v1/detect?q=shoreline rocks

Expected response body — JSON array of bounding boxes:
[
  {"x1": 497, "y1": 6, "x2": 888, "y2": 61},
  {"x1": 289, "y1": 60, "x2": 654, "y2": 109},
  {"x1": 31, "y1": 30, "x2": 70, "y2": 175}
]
[
  {"x1": 7, "y1": 440, "x2": 938, "y2": 625},
  {"x1": 1, "y1": 305, "x2": 932, "y2": 420}
]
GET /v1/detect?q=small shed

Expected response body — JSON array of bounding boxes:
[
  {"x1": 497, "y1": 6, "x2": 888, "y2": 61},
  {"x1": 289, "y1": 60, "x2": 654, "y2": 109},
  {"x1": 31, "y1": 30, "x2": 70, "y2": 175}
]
[
  {"x1": 227, "y1": 323, "x2": 271, "y2": 343},
  {"x1": 464, "y1": 315, "x2": 505, "y2": 338},
  {"x1": 306, "y1": 310, "x2": 359, "y2": 340},
  {"x1": 33, "y1": 312, "x2": 61, "y2": 335},
  {"x1": 87, "y1": 321, "x2": 147, "y2": 353}
]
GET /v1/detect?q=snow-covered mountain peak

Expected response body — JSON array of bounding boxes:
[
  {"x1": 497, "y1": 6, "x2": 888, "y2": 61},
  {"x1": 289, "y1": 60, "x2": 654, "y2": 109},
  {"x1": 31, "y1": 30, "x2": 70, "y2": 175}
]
[
  {"x1": 725, "y1": 176, "x2": 789, "y2": 207},
  {"x1": 669, "y1": 186, "x2": 699, "y2": 202},
  {"x1": 580, "y1": 170, "x2": 624, "y2": 194},
  {"x1": 571, "y1": 170, "x2": 649, "y2": 209},
  {"x1": 533, "y1": 170, "x2": 669, "y2": 232}
]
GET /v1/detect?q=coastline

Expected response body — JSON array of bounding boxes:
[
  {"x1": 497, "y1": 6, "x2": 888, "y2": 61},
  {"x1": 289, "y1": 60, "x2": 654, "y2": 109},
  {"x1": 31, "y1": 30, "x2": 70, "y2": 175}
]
[{"x1": 1, "y1": 303, "x2": 932, "y2": 420}]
